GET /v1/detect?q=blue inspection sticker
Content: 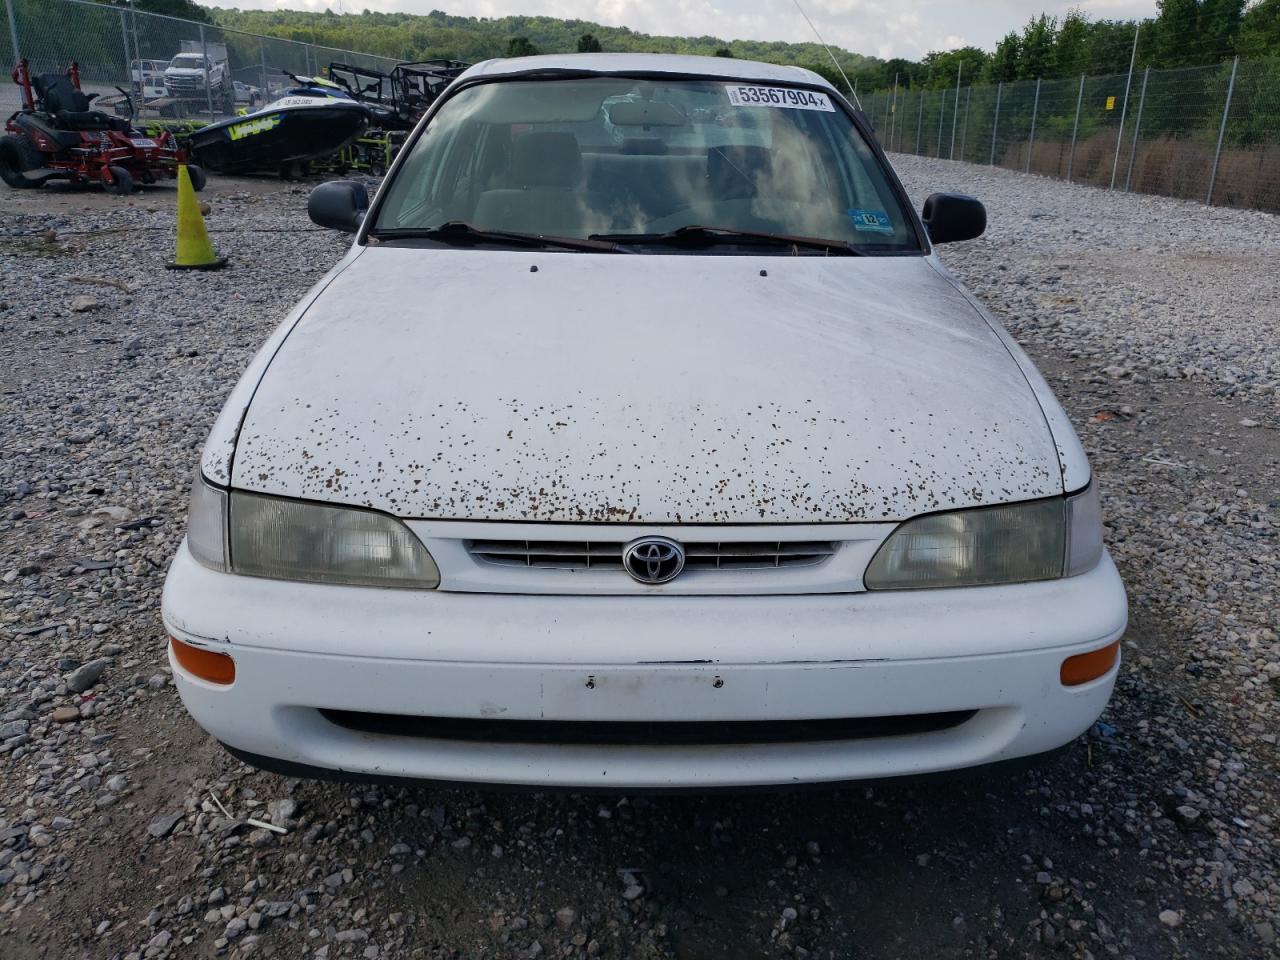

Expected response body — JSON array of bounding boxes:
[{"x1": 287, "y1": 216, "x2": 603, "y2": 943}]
[{"x1": 847, "y1": 208, "x2": 895, "y2": 234}]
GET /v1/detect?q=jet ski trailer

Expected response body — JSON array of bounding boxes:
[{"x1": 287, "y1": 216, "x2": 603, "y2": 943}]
[{"x1": 187, "y1": 82, "x2": 368, "y2": 176}]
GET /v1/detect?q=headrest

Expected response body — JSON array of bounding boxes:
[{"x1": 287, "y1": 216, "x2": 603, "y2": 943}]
[
  {"x1": 34, "y1": 74, "x2": 90, "y2": 114},
  {"x1": 510, "y1": 132, "x2": 582, "y2": 189},
  {"x1": 706, "y1": 145, "x2": 773, "y2": 200}
]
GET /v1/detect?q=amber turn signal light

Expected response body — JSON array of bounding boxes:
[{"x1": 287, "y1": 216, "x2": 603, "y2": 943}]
[
  {"x1": 1060, "y1": 641, "x2": 1119, "y2": 687},
  {"x1": 170, "y1": 636, "x2": 235, "y2": 685}
]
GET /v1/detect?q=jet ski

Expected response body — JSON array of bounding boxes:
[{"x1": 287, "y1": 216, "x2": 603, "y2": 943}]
[{"x1": 187, "y1": 76, "x2": 369, "y2": 175}]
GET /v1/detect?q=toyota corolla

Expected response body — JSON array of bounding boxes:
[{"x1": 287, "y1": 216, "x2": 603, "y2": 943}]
[{"x1": 162, "y1": 53, "x2": 1127, "y2": 789}]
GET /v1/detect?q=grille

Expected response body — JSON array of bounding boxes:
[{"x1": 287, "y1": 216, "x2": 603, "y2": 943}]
[
  {"x1": 468, "y1": 539, "x2": 836, "y2": 571},
  {"x1": 321, "y1": 710, "x2": 977, "y2": 746}
]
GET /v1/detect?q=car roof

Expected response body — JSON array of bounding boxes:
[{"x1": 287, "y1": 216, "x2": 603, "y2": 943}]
[{"x1": 458, "y1": 53, "x2": 836, "y2": 91}]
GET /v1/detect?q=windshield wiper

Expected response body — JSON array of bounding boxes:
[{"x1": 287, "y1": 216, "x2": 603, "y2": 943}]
[
  {"x1": 369, "y1": 222, "x2": 620, "y2": 253},
  {"x1": 589, "y1": 225, "x2": 864, "y2": 255}
]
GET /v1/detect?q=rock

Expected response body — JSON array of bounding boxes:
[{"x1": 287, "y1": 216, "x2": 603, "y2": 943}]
[
  {"x1": 248, "y1": 829, "x2": 274, "y2": 847},
  {"x1": 148, "y1": 930, "x2": 172, "y2": 951},
  {"x1": 1173, "y1": 805, "x2": 1201, "y2": 825},
  {"x1": 51, "y1": 706, "x2": 80, "y2": 723},
  {"x1": 267, "y1": 797, "x2": 297, "y2": 824},
  {"x1": 621, "y1": 884, "x2": 644, "y2": 901},
  {"x1": 555, "y1": 907, "x2": 576, "y2": 929},
  {"x1": 69, "y1": 295, "x2": 99, "y2": 312},
  {"x1": 146, "y1": 811, "x2": 183, "y2": 839},
  {"x1": 65, "y1": 659, "x2": 109, "y2": 693},
  {"x1": 1158, "y1": 910, "x2": 1182, "y2": 928},
  {"x1": 0, "y1": 719, "x2": 29, "y2": 739}
]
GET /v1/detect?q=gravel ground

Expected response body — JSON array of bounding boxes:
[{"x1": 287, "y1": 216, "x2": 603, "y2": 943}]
[{"x1": 0, "y1": 158, "x2": 1277, "y2": 960}]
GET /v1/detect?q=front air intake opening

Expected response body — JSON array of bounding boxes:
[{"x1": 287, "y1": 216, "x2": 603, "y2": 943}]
[{"x1": 319, "y1": 710, "x2": 978, "y2": 746}]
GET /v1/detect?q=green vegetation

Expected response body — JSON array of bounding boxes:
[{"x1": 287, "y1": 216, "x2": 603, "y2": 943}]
[
  {"x1": 205, "y1": 7, "x2": 875, "y2": 91},
  {"x1": 890, "y1": 0, "x2": 1275, "y2": 90},
  {"x1": 205, "y1": 0, "x2": 1276, "y2": 95}
]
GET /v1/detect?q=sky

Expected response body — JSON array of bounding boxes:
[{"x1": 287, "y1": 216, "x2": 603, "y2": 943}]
[{"x1": 202, "y1": 0, "x2": 1159, "y2": 60}]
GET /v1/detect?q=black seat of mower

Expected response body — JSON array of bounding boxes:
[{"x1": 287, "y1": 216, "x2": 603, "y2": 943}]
[
  {"x1": 32, "y1": 73, "x2": 129, "y2": 133},
  {"x1": 34, "y1": 73, "x2": 92, "y2": 112}
]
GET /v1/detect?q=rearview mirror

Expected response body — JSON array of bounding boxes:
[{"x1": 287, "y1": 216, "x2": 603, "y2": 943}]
[
  {"x1": 606, "y1": 100, "x2": 687, "y2": 126},
  {"x1": 308, "y1": 180, "x2": 369, "y2": 233},
  {"x1": 921, "y1": 193, "x2": 986, "y2": 244}
]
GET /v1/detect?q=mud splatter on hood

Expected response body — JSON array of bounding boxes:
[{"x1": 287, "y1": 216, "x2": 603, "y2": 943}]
[{"x1": 229, "y1": 249, "x2": 1063, "y2": 522}]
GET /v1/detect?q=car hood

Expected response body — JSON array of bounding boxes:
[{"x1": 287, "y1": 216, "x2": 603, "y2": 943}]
[{"x1": 230, "y1": 249, "x2": 1063, "y2": 523}]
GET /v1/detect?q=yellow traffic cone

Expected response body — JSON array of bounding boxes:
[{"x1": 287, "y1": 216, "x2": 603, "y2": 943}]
[{"x1": 167, "y1": 165, "x2": 226, "y2": 270}]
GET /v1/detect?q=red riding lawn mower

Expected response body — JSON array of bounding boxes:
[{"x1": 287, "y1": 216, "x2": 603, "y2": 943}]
[{"x1": 0, "y1": 60, "x2": 205, "y2": 194}]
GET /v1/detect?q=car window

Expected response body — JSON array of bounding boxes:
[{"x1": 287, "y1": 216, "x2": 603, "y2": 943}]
[{"x1": 373, "y1": 77, "x2": 918, "y2": 252}]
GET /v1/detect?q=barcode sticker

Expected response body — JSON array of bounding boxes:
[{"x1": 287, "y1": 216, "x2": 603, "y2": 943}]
[{"x1": 725, "y1": 85, "x2": 835, "y2": 111}]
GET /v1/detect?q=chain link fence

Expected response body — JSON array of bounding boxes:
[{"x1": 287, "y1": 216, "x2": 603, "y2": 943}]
[
  {"x1": 864, "y1": 55, "x2": 1280, "y2": 214},
  {"x1": 4, "y1": 0, "x2": 1278, "y2": 211},
  {"x1": 1, "y1": 0, "x2": 398, "y2": 122}
]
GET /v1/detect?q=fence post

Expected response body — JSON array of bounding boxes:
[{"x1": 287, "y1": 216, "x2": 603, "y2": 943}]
[
  {"x1": 5, "y1": 0, "x2": 20, "y2": 63},
  {"x1": 889, "y1": 72, "x2": 898, "y2": 153},
  {"x1": 119, "y1": 9, "x2": 133, "y2": 87},
  {"x1": 915, "y1": 89, "x2": 924, "y2": 155},
  {"x1": 1025, "y1": 78, "x2": 1041, "y2": 173},
  {"x1": 949, "y1": 62, "x2": 962, "y2": 160},
  {"x1": 1110, "y1": 22, "x2": 1140, "y2": 190},
  {"x1": 1066, "y1": 74, "x2": 1085, "y2": 182},
  {"x1": 990, "y1": 81, "x2": 1002, "y2": 166},
  {"x1": 199, "y1": 24, "x2": 215, "y2": 119},
  {"x1": 935, "y1": 89, "x2": 945, "y2": 158},
  {"x1": 1207, "y1": 55, "x2": 1239, "y2": 206},
  {"x1": 1125, "y1": 66, "x2": 1150, "y2": 192},
  {"x1": 260, "y1": 42, "x2": 268, "y2": 96},
  {"x1": 959, "y1": 86, "x2": 971, "y2": 161}
]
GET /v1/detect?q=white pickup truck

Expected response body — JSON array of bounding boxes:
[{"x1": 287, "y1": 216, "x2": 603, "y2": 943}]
[{"x1": 164, "y1": 41, "x2": 231, "y2": 108}]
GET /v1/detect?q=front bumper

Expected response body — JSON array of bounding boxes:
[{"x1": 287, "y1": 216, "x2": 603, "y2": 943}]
[{"x1": 162, "y1": 543, "x2": 1127, "y2": 789}]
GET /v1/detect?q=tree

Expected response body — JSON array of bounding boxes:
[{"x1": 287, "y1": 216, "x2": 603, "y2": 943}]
[
  {"x1": 919, "y1": 46, "x2": 988, "y2": 88},
  {"x1": 505, "y1": 36, "x2": 538, "y2": 58},
  {"x1": 576, "y1": 33, "x2": 602, "y2": 52},
  {"x1": 1052, "y1": 10, "x2": 1090, "y2": 77},
  {"x1": 713, "y1": 47, "x2": 733, "y2": 57},
  {"x1": 985, "y1": 31, "x2": 1021, "y2": 82},
  {"x1": 110, "y1": 0, "x2": 212, "y2": 24},
  {"x1": 1199, "y1": 0, "x2": 1245, "y2": 62},
  {"x1": 1237, "y1": 0, "x2": 1280, "y2": 56},
  {"x1": 1018, "y1": 14, "x2": 1058, "y2": 79},
  {"x1": 1153, "y1": 0, "x2": 1202, "y2": 66}
]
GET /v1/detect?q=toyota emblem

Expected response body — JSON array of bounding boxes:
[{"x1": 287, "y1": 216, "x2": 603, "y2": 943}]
[{"x1": 622, "y1": 536, "x2": 685, "y2": 585}]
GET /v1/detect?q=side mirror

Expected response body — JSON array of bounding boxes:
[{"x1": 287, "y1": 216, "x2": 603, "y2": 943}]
[
  {"x1": 308, "y1": 180, "x2": 369, "y2": 233},
  {"x1": 921, "y1": 193, "x2": 986, "y2": 244}
]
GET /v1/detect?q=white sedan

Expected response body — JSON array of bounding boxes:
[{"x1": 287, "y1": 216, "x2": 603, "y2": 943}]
[{"x1": 162, "y1": 53, "x2": 1126, "y2": 789}]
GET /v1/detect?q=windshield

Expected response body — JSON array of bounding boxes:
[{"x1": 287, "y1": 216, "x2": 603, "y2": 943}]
[
  {"x1": 170, "y1": 55, "x2": 205, "y2": 69},
  {"x1": 372, "y1": 77, "x2": 919, "y2": 252}
]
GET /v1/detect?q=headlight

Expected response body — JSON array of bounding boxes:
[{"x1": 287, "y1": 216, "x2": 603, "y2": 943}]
[
  {"x1": 229, "y1": 491, "x2": 439, "y2": 588},
  {"x1": 184, "y1": 474, "x2": 439, "y2": 588},
  {"x1": 864, "y1": 485, "x2": 1104, "y2": 590},
  {"x1": 187, "y1": 471, "x2": 228, "y2": 572}
]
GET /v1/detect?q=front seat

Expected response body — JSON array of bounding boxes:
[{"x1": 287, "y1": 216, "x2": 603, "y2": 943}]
[{"x1": 472, "y1": 131, "x2": 586, "y2": 236}]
